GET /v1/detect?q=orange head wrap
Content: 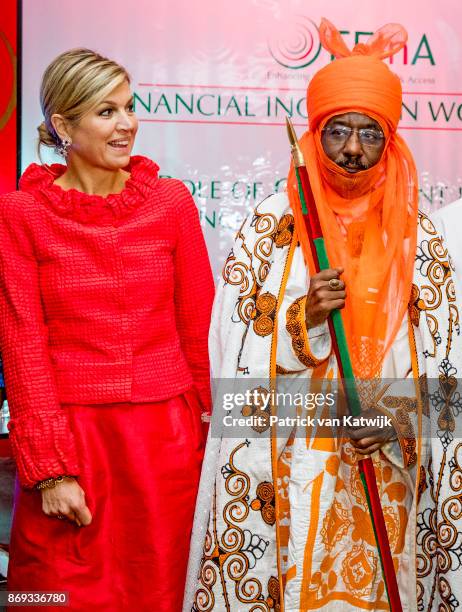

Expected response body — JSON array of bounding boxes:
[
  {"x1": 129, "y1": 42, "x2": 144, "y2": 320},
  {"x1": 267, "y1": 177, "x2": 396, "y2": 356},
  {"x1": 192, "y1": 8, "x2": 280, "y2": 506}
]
[
  {"x1": 307, "y1": 21, "x2": 406, "y2": 131},
  {"x1": 287, "y1": 19, "x2": 418, "y2": 379}
]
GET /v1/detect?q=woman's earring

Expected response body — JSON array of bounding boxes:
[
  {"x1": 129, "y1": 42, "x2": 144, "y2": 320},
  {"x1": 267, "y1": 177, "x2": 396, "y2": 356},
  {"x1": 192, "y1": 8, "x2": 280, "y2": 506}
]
[{"x1": 57, "y1": 138, "x2": 71, "y2": 158}]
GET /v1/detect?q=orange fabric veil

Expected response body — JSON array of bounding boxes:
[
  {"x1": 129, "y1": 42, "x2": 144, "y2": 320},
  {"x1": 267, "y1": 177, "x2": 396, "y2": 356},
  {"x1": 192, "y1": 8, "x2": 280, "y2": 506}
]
[{"x1": 287, "y1": 19, "x2": 418, "y2": 379}]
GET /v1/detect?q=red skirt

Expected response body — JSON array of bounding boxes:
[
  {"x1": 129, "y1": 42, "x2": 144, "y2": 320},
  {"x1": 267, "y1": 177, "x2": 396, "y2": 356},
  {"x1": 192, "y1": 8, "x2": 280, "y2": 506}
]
[{"x1": 7, "y1": 390, "x2": 205, "y2": 611}]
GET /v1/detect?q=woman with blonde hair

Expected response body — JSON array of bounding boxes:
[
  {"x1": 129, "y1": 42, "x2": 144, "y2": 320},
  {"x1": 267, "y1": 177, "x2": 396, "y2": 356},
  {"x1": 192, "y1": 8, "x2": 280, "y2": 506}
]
[{"x1": 0, "y1": 48, "x2": 214, "y2": 611}]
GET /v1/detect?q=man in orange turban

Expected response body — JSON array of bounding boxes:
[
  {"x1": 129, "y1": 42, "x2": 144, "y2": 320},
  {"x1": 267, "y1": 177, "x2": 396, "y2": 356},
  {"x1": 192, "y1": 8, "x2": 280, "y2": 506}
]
[
  {"x1": 184, "y1": 20, "x2": 460, "y2": 612},
  {"x1": 288, "y1": 19, "x2": 418, "y2": 384}
]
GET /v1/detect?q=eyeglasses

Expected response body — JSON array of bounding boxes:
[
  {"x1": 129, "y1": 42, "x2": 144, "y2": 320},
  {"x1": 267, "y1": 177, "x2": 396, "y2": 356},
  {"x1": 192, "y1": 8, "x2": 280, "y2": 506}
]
[{"x1": 322, "y1": 125, "x2": 385, "y2": 147}]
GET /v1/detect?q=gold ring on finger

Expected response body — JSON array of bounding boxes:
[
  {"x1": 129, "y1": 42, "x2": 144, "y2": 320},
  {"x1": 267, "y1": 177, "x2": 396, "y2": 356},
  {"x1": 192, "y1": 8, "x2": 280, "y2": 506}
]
[{"x1": 328, "y1": 278, "x2": 341, "y2": 290}]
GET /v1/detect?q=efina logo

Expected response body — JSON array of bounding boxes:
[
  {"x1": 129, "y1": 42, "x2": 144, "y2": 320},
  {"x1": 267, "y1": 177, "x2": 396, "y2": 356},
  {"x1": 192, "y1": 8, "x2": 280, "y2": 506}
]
[
  {"x1": 267, "y1": 15, "x2": 322, "y2": 69},
  {"x1": 268, "y1": 18, "x2": 436, "y2": 69}
]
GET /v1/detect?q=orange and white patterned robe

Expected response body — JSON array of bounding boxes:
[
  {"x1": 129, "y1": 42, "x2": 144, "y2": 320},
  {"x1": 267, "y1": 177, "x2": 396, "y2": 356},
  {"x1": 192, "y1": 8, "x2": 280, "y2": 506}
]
[{"x1": 184, "y1": 193, "x2": 460, "y2": 612}]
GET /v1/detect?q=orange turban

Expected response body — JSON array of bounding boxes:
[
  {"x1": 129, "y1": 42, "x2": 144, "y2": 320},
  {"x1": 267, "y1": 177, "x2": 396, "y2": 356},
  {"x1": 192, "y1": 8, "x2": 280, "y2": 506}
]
[{"x1": 287, "y1": 19, "x2": 419, "y2": 379}]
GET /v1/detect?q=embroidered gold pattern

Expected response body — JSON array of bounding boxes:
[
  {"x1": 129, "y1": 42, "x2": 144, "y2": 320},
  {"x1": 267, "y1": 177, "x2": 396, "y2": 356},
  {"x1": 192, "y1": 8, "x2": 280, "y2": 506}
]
[
  {"x1": 223, "y1": 209, "x2": 279, "y2": 328},
  {"x1": 275, "y1": 364, "x2": 306, "y2": 375},
  {"x1": 250, "y1": 482, "x2": 276, "y2": 526},
  {"x1": 275, "y1": 214, "x2": 294, "y2": 248},
  {"x1": 415, "y1": 212, "x2": 455, "y2": 358},
  {"x1": 241, "y1": 386, "x2": 271, "y2": 433},
  {"x1": 286, "y1": 296, "x2": 325, "y2": 367},
  {"x1": 193, "y1": 441, "x2": 276, "y2": 611},
  {"x1": 381, "y1": 395, "x2": 417, "y2": 467},
  {"x1": 408, "y1": 283, "x2": 422, "y2": 327},
  {"x1": 267, "y1": 576, "x2": 281, "y2": 610},
  {"x1": 253, "y1": 292, "x2": 277, "y2": 337},
  {"x1": 415, "y1": 211, "x2": 462, "y2": 611}
]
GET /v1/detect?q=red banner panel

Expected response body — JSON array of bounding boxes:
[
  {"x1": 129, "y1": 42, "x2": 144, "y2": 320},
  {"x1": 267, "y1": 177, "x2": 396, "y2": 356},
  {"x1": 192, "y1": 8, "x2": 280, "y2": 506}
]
[{"x1": 0, "y1": 0, "x2": 18, "y2": 194}]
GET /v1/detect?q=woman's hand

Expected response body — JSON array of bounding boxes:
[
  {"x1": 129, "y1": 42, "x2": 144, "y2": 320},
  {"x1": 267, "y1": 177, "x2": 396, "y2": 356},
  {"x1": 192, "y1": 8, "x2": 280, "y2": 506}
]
[
  {"x1": 40, "y1": 477, "x2": 92, "y2": 527},
  {"x1": 305, "y1": 268, "x2": 346, "y2": 329}
]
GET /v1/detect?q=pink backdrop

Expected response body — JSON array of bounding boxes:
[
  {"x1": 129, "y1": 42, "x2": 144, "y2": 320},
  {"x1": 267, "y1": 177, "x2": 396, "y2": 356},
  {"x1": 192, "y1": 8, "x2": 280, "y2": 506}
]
[{"x1": 21, "y1": 0, "x2": 462, "y2": 276}]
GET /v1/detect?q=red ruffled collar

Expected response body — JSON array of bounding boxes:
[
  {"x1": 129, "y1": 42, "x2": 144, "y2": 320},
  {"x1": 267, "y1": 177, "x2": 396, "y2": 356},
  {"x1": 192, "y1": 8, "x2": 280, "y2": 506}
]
[{"x1": 19, "y1": 156, "x2": 160, "y2": 225}]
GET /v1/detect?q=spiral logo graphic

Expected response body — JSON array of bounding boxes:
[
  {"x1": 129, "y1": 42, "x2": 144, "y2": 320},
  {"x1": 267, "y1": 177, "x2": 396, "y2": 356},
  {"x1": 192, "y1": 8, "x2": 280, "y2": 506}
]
[{"x1": 268, "y1": 16, "x2": 321, "y2": 70}]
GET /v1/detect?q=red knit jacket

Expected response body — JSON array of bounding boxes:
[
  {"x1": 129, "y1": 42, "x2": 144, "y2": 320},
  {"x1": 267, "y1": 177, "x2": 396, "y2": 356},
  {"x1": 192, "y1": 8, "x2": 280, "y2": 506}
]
[{"x1": 0, "y1": 156, "x2": 214, "y2": 487}]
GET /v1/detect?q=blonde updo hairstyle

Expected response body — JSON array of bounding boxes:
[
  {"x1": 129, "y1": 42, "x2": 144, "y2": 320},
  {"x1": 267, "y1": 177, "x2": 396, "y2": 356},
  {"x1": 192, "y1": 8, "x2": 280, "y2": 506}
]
[{"x1": 37, "y1": 48, "x2": 130, "y2": 156}]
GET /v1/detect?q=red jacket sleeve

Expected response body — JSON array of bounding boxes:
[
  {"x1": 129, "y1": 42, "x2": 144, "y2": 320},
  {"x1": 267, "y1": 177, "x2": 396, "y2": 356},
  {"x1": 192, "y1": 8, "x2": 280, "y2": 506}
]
[
  {"x1": 0, "y1": 192, "x2": 80, "y2": 487},
  {"x1": 172, "y1": 181, "x2": 214, "y2": 415}
]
